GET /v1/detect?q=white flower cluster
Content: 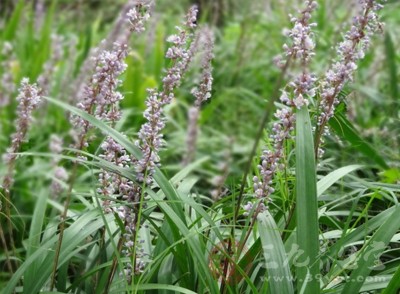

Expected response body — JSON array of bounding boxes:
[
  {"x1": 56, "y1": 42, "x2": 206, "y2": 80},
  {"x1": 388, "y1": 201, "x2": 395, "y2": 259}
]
[
  {"x1": 283, "y1": 1, "x2": 317, "y2": 61},
  {"x1": 3, "y1": 79, "x2": 42, "y2": 164},
  {"x1": 93, "y1": 5, "x2": 152, "y2": 278},
  {"x1": 97, "y1": 4, "x2": 200, "y2": 279},
  {"x1": 127, "y1": 2, "x2": 151, "y2": 33},
  {"x1": 192, "y1": 28, "x2": 214, "y2": 107}
]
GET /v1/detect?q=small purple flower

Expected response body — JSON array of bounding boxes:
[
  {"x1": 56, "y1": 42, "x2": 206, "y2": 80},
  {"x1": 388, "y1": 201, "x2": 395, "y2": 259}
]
[
  {"x1": 51, "y1": 166, "x2": 69, "y2": 195},
  {"x1": 127, "y1": 3, "x2": 151, "y2": 33},
  {"x1": 49, "y1": 134, "x2": 63, "y2": 155},
  {"x1": 70, "y1": 43, "x2": 129, "y2": 154},
  {"x1": 2, "y1": 78, "x2": 42, "y2": 193},
  {"x1": 243, "y1": 202, "x2": 254, "y2": 216}
]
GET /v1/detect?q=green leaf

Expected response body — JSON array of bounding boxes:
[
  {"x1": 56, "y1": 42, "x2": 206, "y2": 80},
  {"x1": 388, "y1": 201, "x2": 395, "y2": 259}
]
[
  {"x1": 384, "y1": 32, "x2": 398, "y2": 116},
  {"x1": 295, "y1": 105, "x2": 320, "y2": 293},
  {"x1": 382, "y1": 264, "x2": 400, "y2": 294},
  {"x1": 329, "y1": 109, "x2": 388, "y2": 169},
  {"x1": 157, "y1": 253, "x2": 176, "y2": 293},
  {"x1": 4, "y1": 210, "x2": 112, "y2": 294},
  {"x1": 317, "y1": 165, "x2": 363, "y2": 198},
  {"x1": 145, "y1": 190, "x2": 218, "y2": 292},
  {"x1": 342, "y1": 205, "x2": 400, "y2": 293},
  {"x1": 112, "y1": 283, "x2": 198, "y2": 294},
  {"x1": 2, "y1": 0, "x2": 24, "y2": 41},
  {"x1": 321, "y1": 206, "x2": 397, "y2": 265},
  {"x1": 24, "y1": 189, "x2": 49, "y2": 289},
  {"x1": 31, "y1": 0, "x2": 58, "y2": 79},
  {"x1": 380, "y1": 168, "x2": 400, "y2": 184},
  {"x1": 258, "y1": 211, "x2": 294, "y2": 294}
]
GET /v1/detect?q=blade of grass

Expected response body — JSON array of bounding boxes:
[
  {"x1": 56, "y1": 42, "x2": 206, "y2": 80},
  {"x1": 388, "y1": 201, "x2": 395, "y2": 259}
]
[
  {"x1": 321, "y1": 205, "x2": 396, "y2": 264},
  {"x1": 24, "y1": 211, "x2": 113, "y2": 294},
  {"x1": 258, "y1": 211, "x2": 294, "y2": 294},
  {"x1": 24, "y1": 188, "x2": 49, "y2": 288},
  {"x1": 384, "y1": 31, "x2": 398, "y2": 117},
  {"x1": 329, "y1": 106, "x2": 388, "y2": 169},
  {"x1": 295, "y1": 105, "x2": 319, "y2": 293},
  {"x1": 317, "y1": 165, "x2": 363, "y2": 197},
  {"x1": 382, "y1": 264, "x2": 400, "y2": 294},
  {"x1": 4, "y1": 210, "x2": 112, "y2": 294},
  {"x1": 112, "y1": 283, "x2": 198, "y2": 294},
  {"x1": 2, "y1": 0, "x2": 24, "y2": 41},
  {"x1": 145, "y1": 190, "x2": 219, "y2": 292},
  {"x1": 342, "y1": 205, "x2": 400, "y2": 293}
]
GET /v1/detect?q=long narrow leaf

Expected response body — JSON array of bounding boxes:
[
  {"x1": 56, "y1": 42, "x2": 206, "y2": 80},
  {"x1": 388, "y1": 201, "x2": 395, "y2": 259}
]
[
  {"x1": 384, "y1": 32, "x2": 398, "y2": 116},
  {"x1": 317, "y1": 165, "x2": 363, "y2": 197},
  {"x1": 4, "y1": 210, "x2": 112, "y2": 294},
  {"x1": 382, "y1": 264, "x2": 400, "y2": 294},
  {"x1": 24, "y1": 189, "x2": 49, "y2": 289},
  {"x1": 321, "y1": 206, "x2": 396, "y2": 264},
  {"x1": 2, "y1": 0, "x2": 24, "y2": 41},
  {"x1": 295, "y1": 105, "x2": 319, "y2": 293},
  {"x1": 329, "y1": 109, "x2": 388, "y2": 169},
  {"x1": 342, "y1": 205, "x2": 400, "y2": 293},
  {"x1": 258, "y1": 211, "x2": 294, "y2": 294}
]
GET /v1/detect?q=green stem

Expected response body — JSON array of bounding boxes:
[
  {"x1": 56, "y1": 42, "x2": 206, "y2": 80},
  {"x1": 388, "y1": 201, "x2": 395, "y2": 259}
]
[{"x1": 50, "y1": 161, "x2": 79, "y2": 290}]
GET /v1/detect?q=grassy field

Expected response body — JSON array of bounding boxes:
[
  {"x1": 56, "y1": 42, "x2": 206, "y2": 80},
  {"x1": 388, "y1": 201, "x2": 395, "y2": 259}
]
[{"x1": 0, "y1": 0, "x2": 399, "y2": 293}]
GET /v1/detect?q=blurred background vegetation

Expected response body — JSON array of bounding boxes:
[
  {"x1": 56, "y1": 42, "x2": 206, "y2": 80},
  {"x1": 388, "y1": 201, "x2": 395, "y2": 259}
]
[{"x1": 0, "y1": 0, "x2": 399, "y2": 290}]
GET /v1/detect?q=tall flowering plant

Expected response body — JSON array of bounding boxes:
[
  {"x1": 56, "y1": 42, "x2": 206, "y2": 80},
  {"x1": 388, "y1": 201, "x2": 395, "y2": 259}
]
[
  {"x1": 251, "y1": 0, "x2": 318, "y2": 213},
  {"x1": 94, "y1": 5, "x2": 200, "y2": 280}
]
